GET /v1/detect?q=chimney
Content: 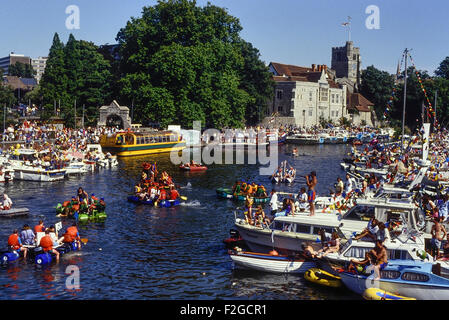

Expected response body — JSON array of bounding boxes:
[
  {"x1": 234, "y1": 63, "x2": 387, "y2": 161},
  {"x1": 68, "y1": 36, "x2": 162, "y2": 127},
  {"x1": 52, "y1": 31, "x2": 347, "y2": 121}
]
[
  {"x1": 318, "y1": 65, "x2": 322, "y2": 72},
  {"x1": 312, "y1": 64, "x2": 316, "y2": 71},
  {"x1": 323, "y1": 65, "x2": 328, "y2": 71}
]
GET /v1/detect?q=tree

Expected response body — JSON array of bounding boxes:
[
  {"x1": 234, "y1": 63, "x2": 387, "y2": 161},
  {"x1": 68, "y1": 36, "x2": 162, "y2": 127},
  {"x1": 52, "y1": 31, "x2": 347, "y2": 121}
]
[
  {"x1": 435, "y1": 56, "x2": 449, "y2": 80},
  {"x1": 40, "y1": 33, "x2": 69, "y2": 119},
  {"x1": 359, "y1": 65, "x2": 395, "y2": 120},
  {"x1": 116, "y1": 0, "x2": 273, "y2": 128},
  {"x1": 8, "y1": 62, "x2": 36, "y2": 78},
  {"x1": 40, "y1": 33, "x2": 112, "y2": 126}
]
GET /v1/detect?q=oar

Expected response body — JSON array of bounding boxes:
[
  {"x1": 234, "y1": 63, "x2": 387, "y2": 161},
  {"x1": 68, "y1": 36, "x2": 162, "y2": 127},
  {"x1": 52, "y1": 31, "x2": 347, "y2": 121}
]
[{"x1": 180, "y1": 196, "x2": 188, "y2": 201}]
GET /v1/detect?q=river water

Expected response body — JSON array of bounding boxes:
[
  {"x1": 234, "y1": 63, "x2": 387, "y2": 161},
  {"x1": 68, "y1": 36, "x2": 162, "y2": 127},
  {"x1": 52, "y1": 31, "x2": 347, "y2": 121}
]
[{"x1": 0, "y1": 143, "x2": 360, "y2": 300}]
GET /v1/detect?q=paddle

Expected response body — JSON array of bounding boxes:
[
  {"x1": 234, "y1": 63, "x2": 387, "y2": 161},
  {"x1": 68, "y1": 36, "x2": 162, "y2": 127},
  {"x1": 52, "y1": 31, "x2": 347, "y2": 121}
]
[
  {"x1": 80, "y1": 238, "x2": 88, "y2": 244},
  {"x1": 180, "y1": 196, "x2": 187, "y2": 201}
]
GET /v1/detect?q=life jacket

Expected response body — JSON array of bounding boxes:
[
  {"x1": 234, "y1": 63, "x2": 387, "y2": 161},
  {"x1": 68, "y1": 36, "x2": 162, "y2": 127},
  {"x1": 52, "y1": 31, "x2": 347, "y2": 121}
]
[
  {"x1": 63, "y1": 201, "x2": 71, "y2": 207},
  {"x1": 170, "y1": 189, "x2": 179, "y2": 200},
  {"x1": 39, "y1": 235, "x2": 53, "y2": 252},
  {"x1": 8, "y1": 234, "x2": 21, "y2": 250},
  {"x1": 33, "y1": 223, "x2": 45, "y2": 233},
  {"x1": 159, "y1": 189, "x2": 167, "y2": 200},
  {"x1": 63, "y1": 226, "x2": 79, "y2": 243}
]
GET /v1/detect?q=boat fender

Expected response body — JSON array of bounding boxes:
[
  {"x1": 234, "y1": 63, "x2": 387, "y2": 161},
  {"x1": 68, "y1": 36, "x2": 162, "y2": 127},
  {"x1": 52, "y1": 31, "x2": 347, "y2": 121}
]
[
  {"x1": 35, "y1": 252, "x2": 52, "y2": 265},
  {"x1": 269, "y1": 250, "x2": 279, "y2": 256},
  {"x1": 1, "y1": 251, "x2": 20, "y2": 263},
  {"x1": 416, "y1": 249, "x2": 430, "y2": 261}
]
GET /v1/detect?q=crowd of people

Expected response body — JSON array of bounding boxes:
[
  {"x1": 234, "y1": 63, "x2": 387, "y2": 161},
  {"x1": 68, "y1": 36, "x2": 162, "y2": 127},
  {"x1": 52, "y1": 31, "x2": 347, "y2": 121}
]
[
  {"x1": 6, "y1": 220, "x2": 82, "y2": 263},
  {"x1": 133, "y1": 162, "x2": 181, "y2": 203},
  {"x1": 57, "y1": 187, "x2": 106, "y2": 218}
]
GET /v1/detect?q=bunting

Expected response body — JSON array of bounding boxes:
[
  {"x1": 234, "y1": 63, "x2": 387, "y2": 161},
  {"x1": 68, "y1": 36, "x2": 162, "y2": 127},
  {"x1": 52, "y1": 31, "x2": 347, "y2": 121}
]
[{"x1": 407, "y1": 52, "x2": 440, "y2": 129}]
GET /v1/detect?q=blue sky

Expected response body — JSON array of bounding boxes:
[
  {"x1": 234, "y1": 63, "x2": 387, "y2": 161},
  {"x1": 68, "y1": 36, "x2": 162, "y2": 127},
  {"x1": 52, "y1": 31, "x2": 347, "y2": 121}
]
[{"x1": 0, "y1": 0, "x2": 447, "y2": 74}]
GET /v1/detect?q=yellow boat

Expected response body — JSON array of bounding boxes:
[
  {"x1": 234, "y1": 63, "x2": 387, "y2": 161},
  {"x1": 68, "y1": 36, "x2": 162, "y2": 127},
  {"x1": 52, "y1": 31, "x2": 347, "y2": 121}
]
[
  {"x1": 100, "y1": 130, "x2": 186, "y2": 157},
  {"x1": 363, "y1": 288, "x2": 416, "y2": 300},
  {"x1": 304, "y1": 268, "x2": 342, "y2": 288}
]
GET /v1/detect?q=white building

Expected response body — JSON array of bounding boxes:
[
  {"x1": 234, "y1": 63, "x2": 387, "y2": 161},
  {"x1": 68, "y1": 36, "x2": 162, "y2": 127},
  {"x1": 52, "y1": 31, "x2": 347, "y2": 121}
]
[
  {"x1": 266, "y1": 62, "x2": 349, "y2": 127},
  {"x1": 31, "y1": 56, "x2": 47, "y2": 83}
]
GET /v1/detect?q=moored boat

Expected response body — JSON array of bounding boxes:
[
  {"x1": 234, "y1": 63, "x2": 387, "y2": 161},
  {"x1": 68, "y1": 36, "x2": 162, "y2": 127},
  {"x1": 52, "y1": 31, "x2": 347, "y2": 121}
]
[
  {"x1": 339, "y1": 260, "x2": 449, "y2": 300},
  {"x1": 304, "y1": 268, "x2": 342, "y2": 288},
  {"x1": 179, "y1": 164, "x2": 208, "y2": 171},
  {"x1": 228, "y1": 249, "x2": 316, "y2": 274}
]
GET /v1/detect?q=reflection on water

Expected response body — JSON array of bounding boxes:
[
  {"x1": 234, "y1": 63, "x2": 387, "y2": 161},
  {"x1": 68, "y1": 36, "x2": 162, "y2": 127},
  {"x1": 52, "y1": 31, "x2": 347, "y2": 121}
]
[{"x1": 0, "y1": 144, "x2": 358, "y2": 299}]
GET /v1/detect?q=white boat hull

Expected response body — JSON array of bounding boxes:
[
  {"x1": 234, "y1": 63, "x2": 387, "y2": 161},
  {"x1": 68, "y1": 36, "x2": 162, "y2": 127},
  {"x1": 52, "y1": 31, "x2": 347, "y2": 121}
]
[
  {"x1": 13, "y1": 168, "x2": 66, "y2": 182},
  {"x1": 230, "y1": 252, "x2": 316, "y2": 274}
]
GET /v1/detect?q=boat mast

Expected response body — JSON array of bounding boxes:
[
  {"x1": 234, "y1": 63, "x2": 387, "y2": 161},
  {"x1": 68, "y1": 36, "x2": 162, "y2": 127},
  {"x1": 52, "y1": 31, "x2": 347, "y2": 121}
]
[{"x1": 401, "y1": 48, "x2": 408, "y2": 154}]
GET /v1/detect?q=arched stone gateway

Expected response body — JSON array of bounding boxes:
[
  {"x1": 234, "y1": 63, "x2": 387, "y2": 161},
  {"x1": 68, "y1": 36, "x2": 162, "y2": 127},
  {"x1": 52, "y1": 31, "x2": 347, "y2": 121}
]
[{"x1": 98, "y1": 100, "x2": 132, "y2": 129}]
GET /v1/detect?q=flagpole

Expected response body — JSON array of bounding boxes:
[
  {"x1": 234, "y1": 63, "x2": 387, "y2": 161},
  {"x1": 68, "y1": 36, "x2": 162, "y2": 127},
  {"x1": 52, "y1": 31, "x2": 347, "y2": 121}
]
[{"x1": 401, "y1": 48, "x2": 408, "y2": 154}]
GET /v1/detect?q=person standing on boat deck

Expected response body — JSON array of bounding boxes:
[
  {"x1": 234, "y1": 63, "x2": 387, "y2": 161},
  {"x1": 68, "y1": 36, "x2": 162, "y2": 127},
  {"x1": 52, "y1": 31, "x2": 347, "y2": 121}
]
[
  {"x1": 77, "y1": 187, "x2": 89, "y2": 205},
  {"x1": 19, "y1": 224, "x2": 35, "y2": 246},
  {"x1": 336, "y1": 178, "x2": 344, "y2": 193},
  {"x1": 431, "y1": 217, "x2": 447, "y2": 258},
  {"x1": 345, "y1": 173, "x2": 355, "y2": 195},
  {"x1": 437, "y1": 193, "x2": 449, "y2": 222},
  {"x1": 269, "y1": 190, "x2": 278, "y2": 217},
  {"x1": 305, "y1": 171, "x2": 317, "y2": 216}
]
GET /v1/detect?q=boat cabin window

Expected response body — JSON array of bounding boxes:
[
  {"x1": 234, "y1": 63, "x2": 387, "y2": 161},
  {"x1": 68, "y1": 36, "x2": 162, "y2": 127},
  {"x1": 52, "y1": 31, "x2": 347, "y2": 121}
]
[
  {"x1": 295, "y1": 224, "x2": 311, "y2": 234},
  {"x1": 401, "y1": 272, "x2": 429, "y2": 282},
  {"x1": 273, "y1": 221, "x2": 293, "y2": 232},
  {"x1": 389, "y1": 250, "x2": 413, "y2": 260},
  {"x1": 116, "y1": 135, "x2": 125, "y2": 145},
  {"x1": 343, "y1": 206, "x2": 375, "y2": 221},
  {"x1": 343, "y1": 246, "x2": 370, "y2": 259},
  {"x1": 312, "y1": 226, "x2": 333, "y2": 235},
  {"x1": 379, "y1": 270, "x2": 401, "y2": 279}
]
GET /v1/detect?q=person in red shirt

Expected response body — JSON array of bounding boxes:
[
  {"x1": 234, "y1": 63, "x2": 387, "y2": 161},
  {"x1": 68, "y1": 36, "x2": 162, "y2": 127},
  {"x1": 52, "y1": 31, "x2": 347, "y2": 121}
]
[
  {"x1": 7, "y1": 229, "x2": 27, "y2": 258},
  {"x1": 34, "y1": 220, "x2": 45, "y2": 233},
  {"x1": 169, "y1": 186, "x2": 180, "y2": 201},
  {"x1": 39, "y1": 230, "x2": 59, "y2": 262}
]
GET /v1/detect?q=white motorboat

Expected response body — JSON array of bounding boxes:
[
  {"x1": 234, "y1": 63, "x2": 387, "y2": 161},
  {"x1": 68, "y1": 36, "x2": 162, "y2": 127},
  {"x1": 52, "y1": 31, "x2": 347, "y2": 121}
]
[{"x1": 234, "y1": 198, "x2": 424, "y2": 253}]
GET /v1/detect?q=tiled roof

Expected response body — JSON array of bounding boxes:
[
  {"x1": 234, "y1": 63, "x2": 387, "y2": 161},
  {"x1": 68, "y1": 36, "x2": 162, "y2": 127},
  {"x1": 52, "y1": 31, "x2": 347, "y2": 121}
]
[
  {"x1": 270, "y1": 62, "x2": 340, "y2": 87},
  {"x1": 2, "y1": 76, "x2": 37, "y2": 90},
  {"x1": 348, "y1": 93, "x2": 374, "y2": 112}
]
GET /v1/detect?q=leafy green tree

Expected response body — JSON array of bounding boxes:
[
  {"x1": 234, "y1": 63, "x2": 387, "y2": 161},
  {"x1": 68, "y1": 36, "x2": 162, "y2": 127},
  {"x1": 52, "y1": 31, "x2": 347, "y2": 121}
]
[
  {"x1": 116, "y1": 0, "x2": 273, "y2": 128},
  {"x1": 40, "y1": 33, "x2": 69, "y2": 119},
  {"x1": 435, "y1": 57, "x2": 449, "y2": 80},
  {"x1": 8, "y1": 62, "x2": 36, "y2": 78},
  {"x1": 360, "y1": 65, "x2": 395, "y2": 120},
  {"x1": 40, "y1": 33, "x2": 112, "y2": 126}
]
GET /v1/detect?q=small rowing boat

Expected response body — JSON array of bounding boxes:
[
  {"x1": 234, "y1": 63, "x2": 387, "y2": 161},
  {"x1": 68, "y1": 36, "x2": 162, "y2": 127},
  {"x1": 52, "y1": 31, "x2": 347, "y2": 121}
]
[
  {"x1": 363, "y1": 288, "x2": 416, "y2": 300},
  {"x1": 216, "y1": 188, "x2": 270, "y2": 203},
  {"x1": 0, "y1": 208, "x2": 29, "y2": 218},
  {"x1": 179, "y1": 164, "x2": 208, "y2": 171},
  {"x1": 304, "y1": 268, "x2": 342, "y2": 288},
  {"x1": 228, "y1": 249, "x2": 316, "y2": 274}
]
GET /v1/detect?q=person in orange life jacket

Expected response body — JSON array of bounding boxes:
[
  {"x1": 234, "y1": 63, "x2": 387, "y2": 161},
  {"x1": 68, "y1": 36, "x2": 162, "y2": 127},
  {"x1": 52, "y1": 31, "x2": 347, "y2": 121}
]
[
  {"x1": 8, "y1": 229, "x2": 28, "y2": 258},
  {"x1": 39, "y1": 229, "x2": 59, "y2": 262},
  {"x1": 59, "y1": 223, "x2": 81, "y2": 248},
  {"x1": 169, "y1": 186, "x2": 180, "y2": 200}
]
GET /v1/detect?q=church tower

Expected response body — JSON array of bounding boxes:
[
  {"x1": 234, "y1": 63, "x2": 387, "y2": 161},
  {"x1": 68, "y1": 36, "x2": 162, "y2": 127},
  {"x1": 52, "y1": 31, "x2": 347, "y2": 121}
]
[{"x1": 331, "y1": 41, "x2": 361, "y2": 92}]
